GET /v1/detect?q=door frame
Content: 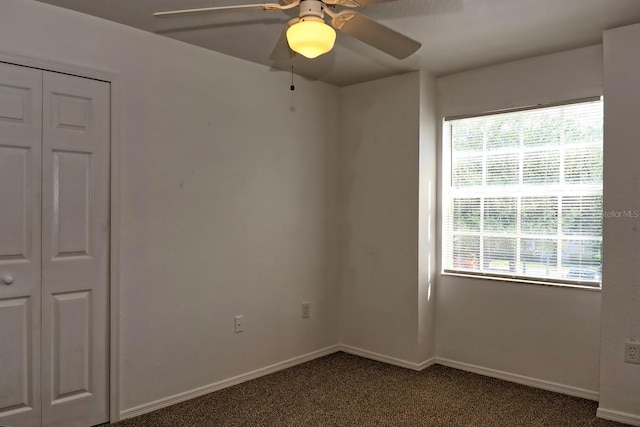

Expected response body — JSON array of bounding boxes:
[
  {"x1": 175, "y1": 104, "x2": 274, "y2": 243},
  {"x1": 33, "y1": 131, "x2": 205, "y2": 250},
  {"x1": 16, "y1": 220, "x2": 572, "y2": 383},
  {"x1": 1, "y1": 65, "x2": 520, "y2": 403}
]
[{"x1": 0, "y1": 50, "x2": 121, "y2": 423}]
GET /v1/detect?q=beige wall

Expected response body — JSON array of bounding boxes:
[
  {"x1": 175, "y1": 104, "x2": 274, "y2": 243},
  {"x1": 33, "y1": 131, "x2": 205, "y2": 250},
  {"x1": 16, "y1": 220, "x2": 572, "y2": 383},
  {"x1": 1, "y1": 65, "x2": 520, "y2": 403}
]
[
  {"x1": 418, "y1": 71, "x2": 438, "y2": 362},
  {"x1": 435, "y1": 46, "x2": 604, "y2": 397},
  {"x1": 0, "y1": 0, "x2": 340, "y2": 415},
  {"x1": 599, "y1": 22, "x2": 640, "y2": 422},
  {"x1": 4, "y1": 0, "x2": 639, "y2": 423},
  {"x1": 338, "y1": 72, "x2": 437, "y2": 365}
]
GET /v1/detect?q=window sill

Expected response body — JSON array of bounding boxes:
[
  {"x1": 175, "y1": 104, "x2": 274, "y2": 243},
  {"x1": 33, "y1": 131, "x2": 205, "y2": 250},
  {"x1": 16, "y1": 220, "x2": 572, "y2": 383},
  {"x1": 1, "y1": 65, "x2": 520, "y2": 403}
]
[{"x1": 441, "y1": 271, "x2": 602, "y2": 291}]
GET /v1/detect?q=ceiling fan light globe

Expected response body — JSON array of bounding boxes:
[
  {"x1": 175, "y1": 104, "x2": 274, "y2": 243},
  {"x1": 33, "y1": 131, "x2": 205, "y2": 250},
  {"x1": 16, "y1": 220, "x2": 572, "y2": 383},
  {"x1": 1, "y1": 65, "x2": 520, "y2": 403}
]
[{"x1": 286, "y1": 18, "x2": 336, "y2": 59}]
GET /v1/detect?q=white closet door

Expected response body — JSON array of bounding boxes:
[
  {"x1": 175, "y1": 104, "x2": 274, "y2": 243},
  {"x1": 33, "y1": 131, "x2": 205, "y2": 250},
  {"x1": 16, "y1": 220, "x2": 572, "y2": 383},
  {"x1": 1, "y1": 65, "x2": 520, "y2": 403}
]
[
  {"x1": 0, "y1": 62, "x2": 43, "y2": 427},
  {"x1": 41, "y1": 71, "x2": 110, "y2": 427}
]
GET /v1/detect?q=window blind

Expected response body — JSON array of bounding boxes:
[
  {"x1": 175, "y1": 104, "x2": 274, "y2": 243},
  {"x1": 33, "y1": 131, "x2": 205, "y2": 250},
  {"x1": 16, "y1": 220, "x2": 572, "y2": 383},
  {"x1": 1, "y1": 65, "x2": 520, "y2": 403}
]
[{"x1": 443, "y1": 99, "x2": 603, "y2": 287}]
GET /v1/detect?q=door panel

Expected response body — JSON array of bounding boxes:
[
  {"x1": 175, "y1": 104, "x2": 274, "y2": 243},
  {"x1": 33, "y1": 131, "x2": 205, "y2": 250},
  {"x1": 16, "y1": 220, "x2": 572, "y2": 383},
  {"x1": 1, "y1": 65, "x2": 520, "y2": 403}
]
[
  {"x1": 42, "y1": 71, "x2": 110, "y2": 427},
  {"x1": 52, "y1": 151, "x2": 92, "y2": 258},
  {"x1": 0, "y1": 298, "x2": 32, "y2": 411},
  {"x1": 52, "y1": 291, "x2": 92, "y2": 403},
  {"x1": 0, "y1": 146, "x2": 30, "y2": 259},
  {"x1": 0, "y1": 62, "x2": 43, "y2": 427}
]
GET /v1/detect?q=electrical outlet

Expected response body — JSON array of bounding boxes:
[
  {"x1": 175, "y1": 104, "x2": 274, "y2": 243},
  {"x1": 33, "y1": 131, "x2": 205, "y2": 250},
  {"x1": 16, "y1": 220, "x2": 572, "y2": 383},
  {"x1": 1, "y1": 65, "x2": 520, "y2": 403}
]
[
  {"x1": 625, "y1": 341, "x2": 640, "y2": 364},
  {"x1": 302, "y1": 302, "x2": 310, "y2": 319},
  {"x1": 234, "y1": 315, "x2": 244, "y2": 333}
]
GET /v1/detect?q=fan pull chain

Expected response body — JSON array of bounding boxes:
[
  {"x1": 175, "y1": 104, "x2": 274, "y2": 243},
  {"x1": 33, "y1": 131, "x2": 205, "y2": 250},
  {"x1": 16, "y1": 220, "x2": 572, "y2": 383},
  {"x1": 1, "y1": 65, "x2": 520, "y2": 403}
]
[{"x1": 290, "y1": 55, "x2": 295, "y2": 91}]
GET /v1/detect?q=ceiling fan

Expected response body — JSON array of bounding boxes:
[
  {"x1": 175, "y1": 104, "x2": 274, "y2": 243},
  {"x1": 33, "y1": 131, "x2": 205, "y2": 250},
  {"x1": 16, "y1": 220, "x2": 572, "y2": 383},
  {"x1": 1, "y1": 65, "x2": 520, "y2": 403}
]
[{"x1": 154, "y1": 0, "x2": 422, "y2": 60}]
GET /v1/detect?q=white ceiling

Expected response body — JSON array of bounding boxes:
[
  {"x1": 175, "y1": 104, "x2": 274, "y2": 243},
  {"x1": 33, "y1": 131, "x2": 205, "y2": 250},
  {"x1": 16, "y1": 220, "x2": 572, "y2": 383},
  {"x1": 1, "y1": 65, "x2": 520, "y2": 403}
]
[{"x1": 35, "y1": 0, "x2": 640, "y2": 87}]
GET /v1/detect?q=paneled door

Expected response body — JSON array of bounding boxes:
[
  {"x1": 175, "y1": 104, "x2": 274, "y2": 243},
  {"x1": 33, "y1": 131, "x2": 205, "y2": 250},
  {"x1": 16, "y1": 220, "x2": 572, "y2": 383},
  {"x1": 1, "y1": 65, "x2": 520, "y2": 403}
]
[
  {"x1": 0, "y1": 63, "x2": 110, "y2": 427},
  {"x1": 41, "y1": 71, "x2": 110, "y2": 427},
  {"x1": 0, "y1": 61, "x2": 43, "y2": 427}
]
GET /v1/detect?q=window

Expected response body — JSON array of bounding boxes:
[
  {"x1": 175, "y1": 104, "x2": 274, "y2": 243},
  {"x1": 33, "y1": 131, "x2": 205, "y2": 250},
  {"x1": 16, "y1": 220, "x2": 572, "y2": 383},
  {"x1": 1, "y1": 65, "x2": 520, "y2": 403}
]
[{"x1": 443, "y1": 99, "x2": 603, "y2": 287}]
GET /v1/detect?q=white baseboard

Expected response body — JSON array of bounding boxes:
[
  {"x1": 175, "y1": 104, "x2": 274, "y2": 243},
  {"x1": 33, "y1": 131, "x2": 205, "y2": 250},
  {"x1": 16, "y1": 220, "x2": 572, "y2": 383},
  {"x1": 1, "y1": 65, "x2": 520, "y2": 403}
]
[
  {"x1": 119, "y1": 346, "x2": 604, "y2": 423},
  {"x1": 435, "y1": 357, "x2": 599, "y2": 401},
  {"x1": 119, "y1": 345, "x2": 340, "y2": 420},
  {"x1": 339, "y1": 344, "x2": 435, "y2": 371},
  {"x1": 597, "y1": 408, "x2": 640, "y2": 426}
]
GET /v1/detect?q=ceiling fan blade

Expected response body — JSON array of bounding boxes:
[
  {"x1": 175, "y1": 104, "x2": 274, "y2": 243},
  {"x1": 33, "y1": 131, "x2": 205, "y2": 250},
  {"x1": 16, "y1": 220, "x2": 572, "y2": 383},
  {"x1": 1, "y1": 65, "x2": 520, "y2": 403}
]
[
  {"x1": 332, "y1": 12, "x2": 421, "y2": 59},
  {"x1": 154, "y1": 4, "x2": 282, "y2": 18},
  {"x1": 270, "y1": 29, "x2": 295, "y2": 61},
  {"x1": 352, "y1": 0, "x2": 400, "y2": 4},
  {"x1": 323, "y1": 0, "x2": 400, "y2": 7}
]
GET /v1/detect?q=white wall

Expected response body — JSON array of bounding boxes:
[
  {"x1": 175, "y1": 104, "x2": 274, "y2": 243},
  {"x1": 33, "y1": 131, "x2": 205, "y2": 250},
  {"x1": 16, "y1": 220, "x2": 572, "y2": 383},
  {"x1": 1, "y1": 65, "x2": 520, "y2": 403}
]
[
  {"x1": 338, "y1": 72, "x2": 437, "y2": 365},
  {"x1": 599, "y1": 22, "x2": 640, "y2": 422},
  {"x1": 435, "y1": 46, "x2": 604, "y2": 396},
  {"x1": 0, "y1": 0, "x2": 340, "y2": 415}
]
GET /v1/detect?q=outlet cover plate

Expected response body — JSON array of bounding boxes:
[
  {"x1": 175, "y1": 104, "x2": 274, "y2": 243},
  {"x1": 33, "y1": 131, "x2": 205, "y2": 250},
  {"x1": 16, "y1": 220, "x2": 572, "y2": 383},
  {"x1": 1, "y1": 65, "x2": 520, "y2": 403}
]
[
  {"x1": 625, "y1": 342, "x2": 640, "y2": 364},
  {"x1": 234, "y1": 315, "x2": 244, "y2": 333},
  {"x1": 302, "y1": 302, "x2": 310, "y2": 319}
]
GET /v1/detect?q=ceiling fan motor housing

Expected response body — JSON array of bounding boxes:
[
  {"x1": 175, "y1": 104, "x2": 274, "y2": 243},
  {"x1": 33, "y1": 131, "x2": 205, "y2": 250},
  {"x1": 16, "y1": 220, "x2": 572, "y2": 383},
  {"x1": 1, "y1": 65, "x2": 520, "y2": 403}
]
[{"x1": 299, "y1": 0, "x2": 326, "y2": 19}]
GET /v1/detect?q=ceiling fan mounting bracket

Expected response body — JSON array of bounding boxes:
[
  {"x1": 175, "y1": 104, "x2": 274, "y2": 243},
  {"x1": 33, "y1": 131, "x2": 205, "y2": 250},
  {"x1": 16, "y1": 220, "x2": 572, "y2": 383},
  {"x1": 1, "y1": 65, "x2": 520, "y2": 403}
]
[{"x1": 328, "y1": 10, "x2": 356, "y2": 30}]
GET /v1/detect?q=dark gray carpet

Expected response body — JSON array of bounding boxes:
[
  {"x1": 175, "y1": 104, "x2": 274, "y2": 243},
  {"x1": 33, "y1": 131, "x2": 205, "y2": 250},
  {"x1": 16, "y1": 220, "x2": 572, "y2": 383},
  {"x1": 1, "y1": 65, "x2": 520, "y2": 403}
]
[{"x1": 112, "y1": 352, "x2": 625, "y2": 426}]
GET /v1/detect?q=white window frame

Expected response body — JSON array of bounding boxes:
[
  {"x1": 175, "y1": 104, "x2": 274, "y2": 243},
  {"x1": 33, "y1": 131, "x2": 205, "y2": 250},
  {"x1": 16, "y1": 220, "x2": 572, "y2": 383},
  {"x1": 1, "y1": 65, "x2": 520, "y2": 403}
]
[{"x1": 441, "y1": 97, "x2": 603, "y2": 290}]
